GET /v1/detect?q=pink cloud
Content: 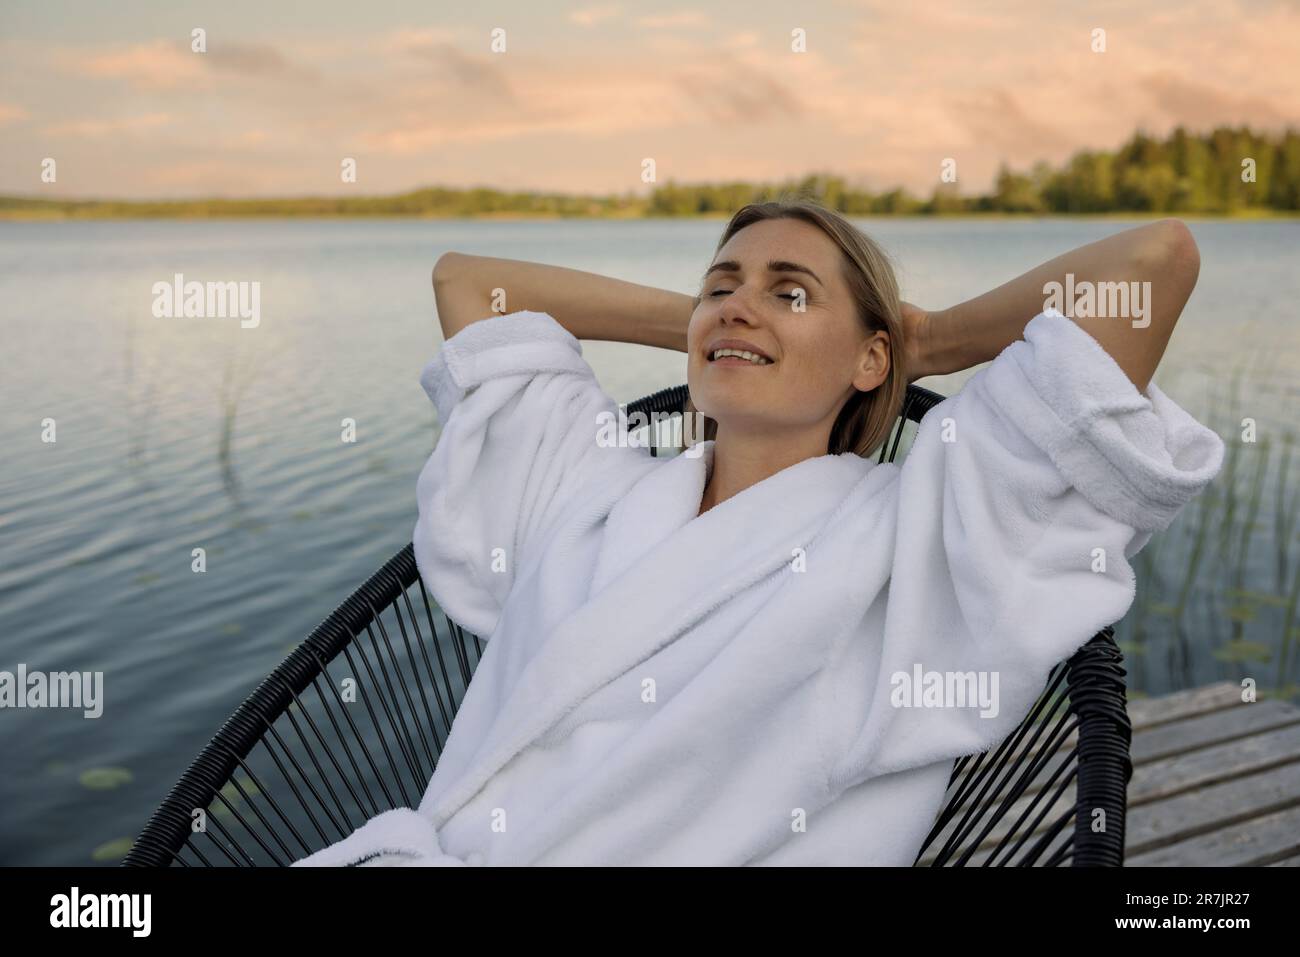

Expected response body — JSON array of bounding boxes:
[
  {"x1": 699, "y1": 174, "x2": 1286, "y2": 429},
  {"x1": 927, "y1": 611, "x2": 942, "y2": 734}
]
[
  {"x1": 41, "y1": 113, "x2": 172, "y2": 137},
  {"x1": 0, "y1": 102, "x2": 28, "y2": 126},
  {"x1": 570, "y1": 4, "x2": 622, "y2": 27},
  {"x1": 635, "y1": 11, "x2": 710, "y2": 29},
  {"x1": 73, "y1": 40, "x2": 206, "y2": 90}
]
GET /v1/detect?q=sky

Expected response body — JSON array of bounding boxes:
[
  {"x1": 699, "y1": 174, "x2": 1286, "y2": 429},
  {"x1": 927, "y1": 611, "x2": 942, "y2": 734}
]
[{"x1": 1, "y1": 0, "x2": 1297, "y2": 200}]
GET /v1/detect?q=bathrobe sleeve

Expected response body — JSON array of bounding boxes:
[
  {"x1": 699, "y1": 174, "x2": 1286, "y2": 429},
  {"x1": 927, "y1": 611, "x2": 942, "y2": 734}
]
[
  {"x1": 831, "y1": 307, "x2": 1225, "y2": 788},
  {"x1": 412, "y1": 309, "x2": 621, "y2": 639}
]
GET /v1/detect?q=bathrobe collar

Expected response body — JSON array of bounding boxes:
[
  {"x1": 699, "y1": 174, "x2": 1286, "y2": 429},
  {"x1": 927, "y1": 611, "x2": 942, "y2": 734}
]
[
  {"x1": 587, "y1": 442, "x2": 715, "y2": 597},
  {"x1": 423, "y1": 439, "x2": 877, "y2": 826}
]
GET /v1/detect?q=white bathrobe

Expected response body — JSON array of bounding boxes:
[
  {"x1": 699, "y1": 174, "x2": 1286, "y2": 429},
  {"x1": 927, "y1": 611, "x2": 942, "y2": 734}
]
[{"x1": 293, "y1": 307, "x2": 1224, "y2": 867}]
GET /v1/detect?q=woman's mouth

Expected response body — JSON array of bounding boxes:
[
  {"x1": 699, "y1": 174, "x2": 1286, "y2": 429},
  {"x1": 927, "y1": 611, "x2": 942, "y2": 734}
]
[{"x1": 708, "y1": 348, "x2": 774, "y2": 366}]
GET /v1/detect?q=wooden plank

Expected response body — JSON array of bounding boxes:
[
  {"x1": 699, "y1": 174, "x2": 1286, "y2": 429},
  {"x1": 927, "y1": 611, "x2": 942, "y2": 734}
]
[
  {"x1": 917, "y1": 723, "x2": 1300, "y2": 865},
  {"x1": 916, "y1": 684, "x2": 1300, "y2": 866},
  {"x1": 1126, "y1": 803, "x2": 1300, "y2": 866},
  {"x1": 970, "y1": 685, "x2": 1285, "y2": 798},
  {"x1": 1130, "y1": 723, "x2": 1300, "y2": 804},
  {"x1": 1125, "y1": 761, "x2": 1300, "y2": 856},
  {"x1": 1126, "y1": 681, "x2": 1243, "y2": 730},
  {"x1": 1131, "y1": 700, "x2": 1300, "y2": 764}
]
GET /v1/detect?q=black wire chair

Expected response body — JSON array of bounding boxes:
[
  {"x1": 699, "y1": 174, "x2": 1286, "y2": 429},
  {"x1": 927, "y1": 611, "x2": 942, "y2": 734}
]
[{"x1": 123, "y1": 382, "x2": 1133, "y2": 868}]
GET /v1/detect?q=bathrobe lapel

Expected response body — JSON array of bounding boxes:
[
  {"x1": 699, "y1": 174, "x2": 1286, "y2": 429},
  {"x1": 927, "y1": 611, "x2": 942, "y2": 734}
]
[
  {"x1": 423, "y1": 441, "x2": 876, "y2": 827},
  {"x1": 587, "y1": 444, "x2": 714, "y2": 597}
]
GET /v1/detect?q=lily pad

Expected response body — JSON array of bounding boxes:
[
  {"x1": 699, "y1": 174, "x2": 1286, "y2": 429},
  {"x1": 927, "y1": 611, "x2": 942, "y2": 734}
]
[
  {"x1": 1225, "y1": 588, "x2": 1288, "y2": 607},
  {"x1": 218, "y1": 776, "x2": 261, "y2": 805},
  {"x1": 91, "y1": 837, "x2": 134, "y2": 863},
  {"x1": 1212, "y1": 640, "x2": 1273, "y2": 664},
  {"x1": 79, "y1": 767, "x2": 134, "y2": 790},
  {"x1": 1224, "y1": 604, "x2": 1257, "y2": 623}
]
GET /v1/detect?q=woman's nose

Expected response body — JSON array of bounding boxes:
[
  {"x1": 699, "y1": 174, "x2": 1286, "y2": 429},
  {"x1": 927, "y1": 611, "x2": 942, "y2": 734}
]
[{"x1": 719, "y1": 286, "x2": 760, "y2": 325}]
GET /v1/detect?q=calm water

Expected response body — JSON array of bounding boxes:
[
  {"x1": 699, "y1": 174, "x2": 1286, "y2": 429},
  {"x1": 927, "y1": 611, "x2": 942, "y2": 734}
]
[{"x1": 1, "y1": 218, "x2": 1297, "y2": 865}]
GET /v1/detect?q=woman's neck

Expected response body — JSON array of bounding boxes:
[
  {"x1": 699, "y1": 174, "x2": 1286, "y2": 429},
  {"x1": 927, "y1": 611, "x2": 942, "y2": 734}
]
[{"x1": 697, "y1": 427, "x2": 832, "y2": 517}]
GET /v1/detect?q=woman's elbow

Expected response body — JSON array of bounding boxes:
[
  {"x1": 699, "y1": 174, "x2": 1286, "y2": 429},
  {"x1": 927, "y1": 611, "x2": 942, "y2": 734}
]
[
  {"x1": 432, "y1": 250, "x2": 471, "y2": 288},
  {"x1": 432, "y1": 252, "x2": 490, "y2": 341},
  {"x1": 1153, "y1": 218, "x2": 1201, "y2": 290}
]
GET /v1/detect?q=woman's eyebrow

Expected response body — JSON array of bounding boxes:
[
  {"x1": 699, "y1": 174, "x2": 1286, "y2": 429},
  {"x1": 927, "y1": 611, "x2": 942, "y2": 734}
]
[{"x1": 701, "y1": 259, "x2": 824, "y2": 288}]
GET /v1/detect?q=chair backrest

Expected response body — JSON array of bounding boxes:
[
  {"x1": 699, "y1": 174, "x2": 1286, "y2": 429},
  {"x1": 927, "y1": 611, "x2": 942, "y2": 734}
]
[
  {"x1": 123, "y1": 383, "x2": 1131, "y2": 867},
  {"x1": 623, "y1": 382, "x2": 947, "y2": 463}
]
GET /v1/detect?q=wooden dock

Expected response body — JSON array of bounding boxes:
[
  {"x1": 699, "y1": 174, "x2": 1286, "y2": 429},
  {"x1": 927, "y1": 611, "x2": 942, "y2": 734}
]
[
  {"x1": 1123, "y1": 681, "x2": 1300, "y2": 866},
  {"x1": 915, "y1": 680, "x2": 1300, "y2": 866}
]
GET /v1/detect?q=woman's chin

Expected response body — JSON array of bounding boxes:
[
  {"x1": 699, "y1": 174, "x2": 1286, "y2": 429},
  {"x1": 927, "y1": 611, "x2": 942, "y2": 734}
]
[{"x1": 696, "y1": 403, "x2": 768, "y2": 428}]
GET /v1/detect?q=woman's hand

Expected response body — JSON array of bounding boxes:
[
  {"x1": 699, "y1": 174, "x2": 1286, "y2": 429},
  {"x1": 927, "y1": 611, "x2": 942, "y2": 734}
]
[{"x1": 898, "y1": 300, "x2": 933, "y2": 383}]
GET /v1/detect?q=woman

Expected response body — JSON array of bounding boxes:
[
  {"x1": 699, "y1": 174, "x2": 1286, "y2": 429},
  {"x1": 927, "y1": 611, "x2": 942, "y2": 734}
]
[{"x1": 294, "y1": 200, "x2": 1224, "y2": 866}]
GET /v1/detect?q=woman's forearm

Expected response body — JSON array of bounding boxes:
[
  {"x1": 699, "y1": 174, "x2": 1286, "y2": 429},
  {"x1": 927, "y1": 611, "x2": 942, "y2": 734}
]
[
  {"x1": 920, "y1": 219, "x2": 1197, "y2": 392},
  {"x1": 433, "y1": 252, "x2": 694, "y2": 352}
]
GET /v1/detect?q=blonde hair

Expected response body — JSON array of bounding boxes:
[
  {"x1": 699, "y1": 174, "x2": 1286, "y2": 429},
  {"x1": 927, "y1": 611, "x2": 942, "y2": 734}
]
[{"x1": 680, "y1": 197, "x2": 908, "y2": 459}]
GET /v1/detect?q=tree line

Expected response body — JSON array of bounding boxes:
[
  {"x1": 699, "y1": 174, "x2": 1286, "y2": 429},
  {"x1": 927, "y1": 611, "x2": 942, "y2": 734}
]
[
  {"x1": 648, "y1": 126, "x2": 1300, "y2": 215},
  {"x1": 3, "y1": 125, "x2": 1296, "y2": 219}
]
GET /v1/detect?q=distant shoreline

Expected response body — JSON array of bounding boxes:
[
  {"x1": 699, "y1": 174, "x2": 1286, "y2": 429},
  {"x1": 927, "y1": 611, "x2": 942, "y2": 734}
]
[
  {"x1": 8, "y1": 125, "x2": 1298, "y2": 222},
  {"x1": 2, "y1": 208, "x2": 1297, "y2": 223}
]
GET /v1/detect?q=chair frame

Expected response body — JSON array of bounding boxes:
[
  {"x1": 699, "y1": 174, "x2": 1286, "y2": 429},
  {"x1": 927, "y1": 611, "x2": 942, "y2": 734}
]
[{"x1": 123, "y1": 383, "x2": 1132, "y2": 867}]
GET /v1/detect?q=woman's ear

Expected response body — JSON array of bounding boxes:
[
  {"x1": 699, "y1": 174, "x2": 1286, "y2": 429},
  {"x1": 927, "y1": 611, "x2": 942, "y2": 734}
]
[{"x1": 852, "y1": 331, "x2": 891, "y2": 392}]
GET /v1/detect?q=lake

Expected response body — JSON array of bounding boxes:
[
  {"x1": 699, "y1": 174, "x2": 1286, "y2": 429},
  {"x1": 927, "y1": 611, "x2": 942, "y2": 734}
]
[{"x1": 1, "y1": 217, "x2": 1296, "y2": 865}]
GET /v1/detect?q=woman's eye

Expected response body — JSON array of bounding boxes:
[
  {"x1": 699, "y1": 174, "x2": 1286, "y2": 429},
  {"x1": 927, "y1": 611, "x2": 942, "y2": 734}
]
[{"x1": 708, "y1": 288, "x2": 800, "y2": 299}]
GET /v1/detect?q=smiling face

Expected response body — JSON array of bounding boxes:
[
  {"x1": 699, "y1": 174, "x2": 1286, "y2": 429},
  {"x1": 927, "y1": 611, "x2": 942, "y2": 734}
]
[{"x1": 687, "y1": 217, "x2": 891, "y2": 446}]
